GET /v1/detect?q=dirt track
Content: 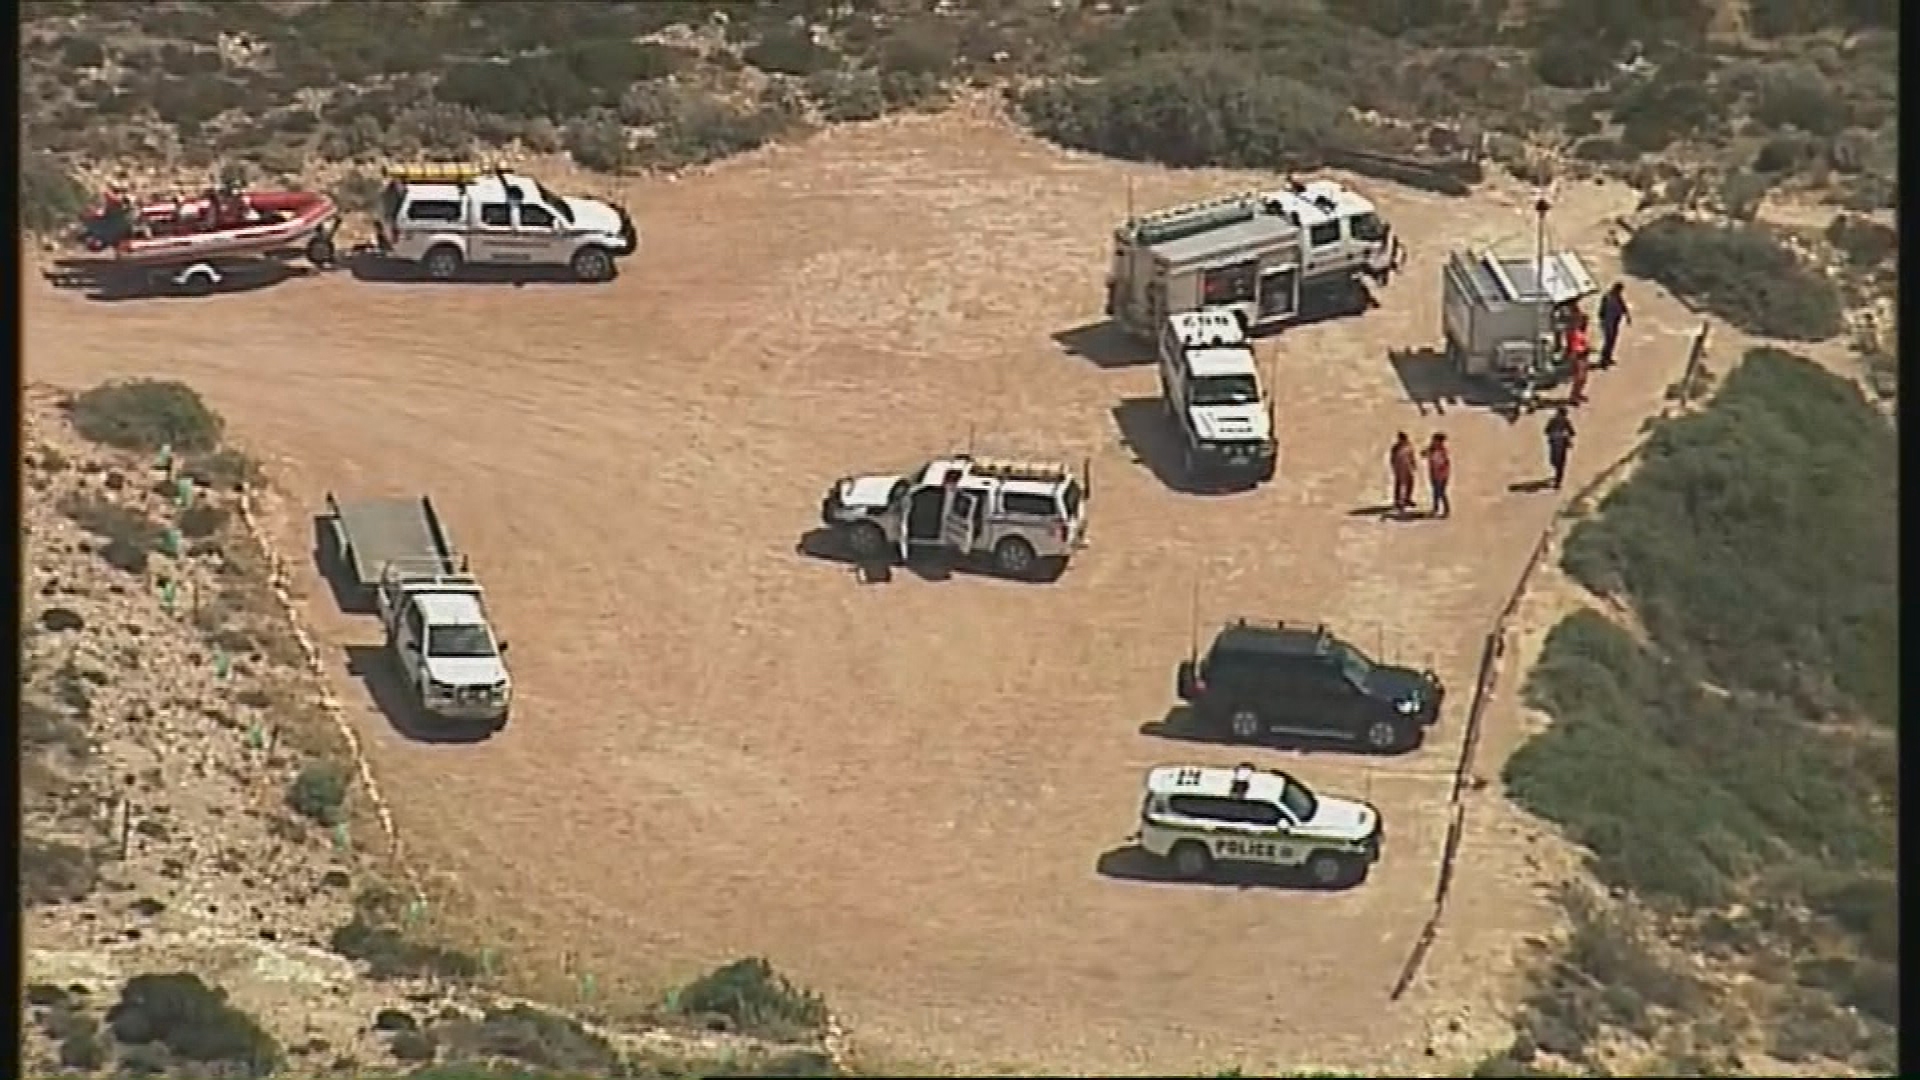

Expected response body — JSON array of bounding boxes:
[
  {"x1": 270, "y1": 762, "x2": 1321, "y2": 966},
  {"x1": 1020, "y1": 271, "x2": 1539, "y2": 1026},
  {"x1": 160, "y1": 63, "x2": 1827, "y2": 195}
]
[{"x1": 25, "y1": 106, "x2": 1707, "y2": 1073}]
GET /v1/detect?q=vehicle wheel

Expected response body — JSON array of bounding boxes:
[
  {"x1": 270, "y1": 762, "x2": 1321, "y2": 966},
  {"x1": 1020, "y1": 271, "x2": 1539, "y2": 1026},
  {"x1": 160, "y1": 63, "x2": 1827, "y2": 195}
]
[
  {"x1": 490, "y1": 710, "x2": 510, "y2": 733},
  {"x1": 845, "y1": 522, "x2": 888, "y2": 562},
  {"x1": 1364, "y1": 719, "x2": 1409, "y2": 753},
  {"x1": 571, "y1": 245, "x2": 614, "y2": 283},
  {"x1": 1180, "y1": 443, "x2": 1197, "y2": 480},
  {"x1": 306, "y1": 234, "x2": 336, "y2": 269},
  {"x1": 992, "y1": 536, "x2": 1037, "y2": 578},
  {"x1": 1170, "y1": 841, "x2": 1213, "y2": 881},
  {"x1": 423, "y1": 245, "x2": 463, "y2": 281},
  {"x1": 1306, "y1": 850, "x2": 1358, "y2": 889},
  {"x1": 1229, "y1": 706, "x2": 1262, "y2": 740}
]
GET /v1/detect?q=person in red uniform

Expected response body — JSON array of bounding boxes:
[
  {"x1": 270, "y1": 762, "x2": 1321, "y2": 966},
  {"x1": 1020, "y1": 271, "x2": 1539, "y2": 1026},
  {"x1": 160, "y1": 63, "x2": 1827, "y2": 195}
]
[
  {"x1": 1422, "y1": 433, "x2": 1452, "y2": 518},
  {"x1": 1389, "y1": 432, "x2": 1417, "y2": 515},
  {"x1": 1565, "y1": 312, "x2": 1592, "y2": 407}
]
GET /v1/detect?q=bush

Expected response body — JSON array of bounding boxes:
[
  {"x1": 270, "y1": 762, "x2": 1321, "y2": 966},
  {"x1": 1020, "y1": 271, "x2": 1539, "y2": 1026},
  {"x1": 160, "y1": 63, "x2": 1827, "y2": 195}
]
[
  {"x1": 440, "y1": 1005, "x2": 619, "y2": 1073},
  {"x1": 22, "y1": 150, "x2": 89, "y2": 233},
  {"x1": 1019, "y1": 52, "x2": 1355, "y2": 171},
  {"x1": 873, "y1": 20, "x2": 960, "y2": 77},
  {"x1": 72, "y1": 379, "x2": 224, "y2": 454},
  {"x1": 177, "y1": 501, "x2": 230, "y2": 540},
  {"x1": 330, "y1": 915, "x2": 482, "y2": 980},
  {"x1": 60, "y1": 491, "x2": 161, "y2": 551},
  {"x1": 1750, "y1": 65, "x2": 1850, "y2": 136},
  {"x1": 805, "y1": 69, "x2": 887, "y2": 124},
  {"x1": 287, "y1": 762, "x2": 350, "y2": 826},
  {"x1": 22, "y1": 838, "x2": 101, "y2": 907},
  {"x1": 149, "y1": 73, "x2": 250, "y2": 132},
  {"x1": 673, "y1": 957, "x2": 828, "y2": 1041},
  {"x1": 58, "y1": 33, "x2": 106, "y2": 69},
  {"x1": 1825, "y1": 213, "x2": 1897, "y2": 269},
  {"x1": 1571, "y1": 137, "x2": 1632, "y2": 163},
  {"x1": 562, "y1": 111, "x2": 632, "y2": 173},
  {"x1": 1532, "y1": 38, "x2": 1612, "y2": 90},
  {"x1": 1620, "y1": 217, "x2": 1843, "y2": 341},
  {"x1": 107, "y1": 973, "x2": 280, "y2": 1075},
  {"x1": 745, "y1": 25, "x2": 839, "y2": 76},
  {"x1": 647, "y1": 98, "x2": 793, "y2": 169},
  {"x1": 1752, "y1": 133, "x2": 1808, "y2": 174}
]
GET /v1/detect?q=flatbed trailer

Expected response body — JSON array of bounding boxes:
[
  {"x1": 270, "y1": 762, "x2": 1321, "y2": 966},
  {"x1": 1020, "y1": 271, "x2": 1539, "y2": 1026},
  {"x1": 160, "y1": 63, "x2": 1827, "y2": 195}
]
[{"x1": 320, "y1": 492, "x2": 468, "y2": 611}]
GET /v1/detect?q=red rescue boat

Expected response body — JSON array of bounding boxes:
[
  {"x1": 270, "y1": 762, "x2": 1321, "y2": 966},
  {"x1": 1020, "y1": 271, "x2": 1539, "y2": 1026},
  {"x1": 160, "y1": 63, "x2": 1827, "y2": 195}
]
[{"x1": 76, "y1": 185, "x2": 340, "y2": 269}]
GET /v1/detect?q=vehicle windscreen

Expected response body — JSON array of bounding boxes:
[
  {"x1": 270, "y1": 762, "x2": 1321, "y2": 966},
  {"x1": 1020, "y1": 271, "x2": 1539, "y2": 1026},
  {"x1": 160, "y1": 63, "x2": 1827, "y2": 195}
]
[
  {"x1": 1336, "y1": 642, "x2": 1374, "y2": 687},
  {"x1": 426, "y1": 624, "x2": 496, "y2": 659},
  {"x1": 1350, "y1": 212, "x2": 1387, "y2": 243},
  {"x1": 533, "y1": 181, "x2": 576, "y2": 223},
  {"x1": 1279, "y1": 779, "x2": 1318, "y2": 823},
  {"x1": 887, "y1": 477, "x2": 912, "y2": 505},
  {"x1": 1190, "y1": 374, "x2": 1261, "y2": 407}
]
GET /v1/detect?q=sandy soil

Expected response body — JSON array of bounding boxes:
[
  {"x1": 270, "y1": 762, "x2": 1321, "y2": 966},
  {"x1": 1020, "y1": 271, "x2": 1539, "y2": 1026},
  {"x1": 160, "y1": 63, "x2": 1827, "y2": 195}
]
[{"x1": 24, "y1": 104, "x2": 1718, "y2": 1074}]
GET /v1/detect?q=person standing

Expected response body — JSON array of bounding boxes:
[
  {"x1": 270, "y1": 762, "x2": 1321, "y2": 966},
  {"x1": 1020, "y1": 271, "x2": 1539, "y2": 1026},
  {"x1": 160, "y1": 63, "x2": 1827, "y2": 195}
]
[
  {"x1": 1566, "y1": 315, "x2": 1592, "y2": 407},
  {"x1": 1389, "y1": 432, "x2": 1417, "y2": 514},
  {"x1": 1598, "y1": 283, "x2": 1631, "y2": 369},
  {"x1": 1422, "y1": 433, "x2": 1452, "y2": 518},
  {"x1": 1545, "y1": 407, "x2": 1576, "y2": 490}
]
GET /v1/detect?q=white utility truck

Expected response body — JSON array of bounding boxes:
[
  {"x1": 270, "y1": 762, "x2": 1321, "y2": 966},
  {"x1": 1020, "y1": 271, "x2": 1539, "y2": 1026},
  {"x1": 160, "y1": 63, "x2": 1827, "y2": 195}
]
[
  {"x1": 375, "y1": 163, "x2": 638, "y2": 283},
  {"x1": 320, "y1": 493, "x2": 513, "y2": 732},
  {"x1": 819, "y1": 455, "x2": 1091, "y2": 580},
  {"x1": 1132, "y1": 762, "x2": 1384, "y2": 888},
  {"x1": 1156, "y1": 310, "x2": 1277, "y2": 486},
  {"x1": 1441, "y1": 246, "x2": 1598, "y2": 408},
  {"x1": 1107, "y1": 179, "x2": 1404, "y2": 340}
]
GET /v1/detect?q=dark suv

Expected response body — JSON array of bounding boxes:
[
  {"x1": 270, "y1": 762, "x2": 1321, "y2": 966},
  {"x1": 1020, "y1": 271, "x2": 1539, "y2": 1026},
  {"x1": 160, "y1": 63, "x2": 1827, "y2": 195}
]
[{"x1": 1173, "y1": 618, "x2": 1444, "y2": 753}]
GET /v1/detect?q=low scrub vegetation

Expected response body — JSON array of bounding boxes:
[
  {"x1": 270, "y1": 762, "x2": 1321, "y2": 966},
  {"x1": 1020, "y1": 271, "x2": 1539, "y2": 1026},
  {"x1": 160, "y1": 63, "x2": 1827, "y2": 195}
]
[
  {"x1": 1503, "y1": 348, "x2": 1895, "y2": 1070},
  {"x1": 108, "y1": 972, "x2": 281, "y2": 1075},
  {"x1": 71, "y1": 378, "x2": 226, "y2": 455},
  {"x1": 1621, "y1": 218, "x2": 1843, "y2": 342},
  {"x1": 672, "y1": 956, "x2": 830, "y2": 1042}
]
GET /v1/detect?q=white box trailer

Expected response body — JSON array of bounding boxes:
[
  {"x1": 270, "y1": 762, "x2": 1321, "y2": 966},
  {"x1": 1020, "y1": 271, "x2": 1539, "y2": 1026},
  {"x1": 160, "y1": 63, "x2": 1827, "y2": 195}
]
[{"x1": 1440, "y1": 248, "x2": 1598, "y2": 403}]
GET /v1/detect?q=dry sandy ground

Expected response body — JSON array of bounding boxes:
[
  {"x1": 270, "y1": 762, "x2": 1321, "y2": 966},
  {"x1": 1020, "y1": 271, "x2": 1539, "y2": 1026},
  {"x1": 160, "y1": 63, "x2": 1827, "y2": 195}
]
[{"x1": 25, "y1": 105, "x2": 1715, "y2": 1074}]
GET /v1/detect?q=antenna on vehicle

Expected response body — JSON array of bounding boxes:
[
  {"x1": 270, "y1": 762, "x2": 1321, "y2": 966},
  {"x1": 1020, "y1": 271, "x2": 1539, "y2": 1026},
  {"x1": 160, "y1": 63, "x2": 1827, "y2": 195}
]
[
  {"x1": 1125, "y1": 175, "x2": 1135, "y2": 224},
  {"x1": 967, "y1": 424, "x2": 976, "y2": 456},
  {"x1": 1188, "y1": 570, "x2": 1202, "y2": 665}
]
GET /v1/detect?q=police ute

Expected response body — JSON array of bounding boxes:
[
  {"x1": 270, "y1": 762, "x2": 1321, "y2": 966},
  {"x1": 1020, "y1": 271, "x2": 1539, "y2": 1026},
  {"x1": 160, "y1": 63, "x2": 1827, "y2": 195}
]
[
  {"x1": 375, "y1": 162, "x2": 638, "y2": 283},
  {"x1": 1157, "y1": 309, "x2": 1277, "y2": 486},
  {"x1": 1133, "y1": 762, "x2": 1383, "y2": 887},
  {"x1": 819, "y1": 454, "x2": 1090, "y2": 581}
]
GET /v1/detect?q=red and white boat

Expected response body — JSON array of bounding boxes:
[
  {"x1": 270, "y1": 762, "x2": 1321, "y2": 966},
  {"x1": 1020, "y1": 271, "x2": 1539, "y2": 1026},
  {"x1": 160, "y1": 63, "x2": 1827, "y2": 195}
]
[{"x1": 75, "y1": 186, "x2": 341, "y2": 270}]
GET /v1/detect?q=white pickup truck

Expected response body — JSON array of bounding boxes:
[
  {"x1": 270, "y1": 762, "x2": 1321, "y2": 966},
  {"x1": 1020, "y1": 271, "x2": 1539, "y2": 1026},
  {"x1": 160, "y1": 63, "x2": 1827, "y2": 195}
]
[
  {"x1": 375, "y1": 163, "x2": 638, "y2": 283},
  {"x1": 320, "y1": 493, "x2": 513, "y2": 732}
]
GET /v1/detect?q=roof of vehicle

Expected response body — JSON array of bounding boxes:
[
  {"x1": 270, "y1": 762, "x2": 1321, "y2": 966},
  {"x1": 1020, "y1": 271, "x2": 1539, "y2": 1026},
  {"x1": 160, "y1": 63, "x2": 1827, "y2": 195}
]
[
  {"x1": 919, "y1": 456, "x2": 1079, "y2": 497},
  {"x1": 1145, "y1": 762, "x2": 1293, "y2": 805},
  {"x1": 1186, "y1": 347, "x2": 1260, "y2": 379},
  {"x1": 399, "y1": 174, "x2": 541, "y2": 205},
  {"x1": 1150, "y1": 213, "x2": 1300, "y2": 268},
  {"x1": 411, "y1": 590, "x2": 488, "y2": 626},
  {"x1": 1167, "y1": 310, "x2": 1248, "y2": 348},
  {"x1": 1211, "y1": 617, "x2": 1335, "y2": 658},
  {"x1": 1263, "y1": 180, "x2": 1378, "y2": 228}
]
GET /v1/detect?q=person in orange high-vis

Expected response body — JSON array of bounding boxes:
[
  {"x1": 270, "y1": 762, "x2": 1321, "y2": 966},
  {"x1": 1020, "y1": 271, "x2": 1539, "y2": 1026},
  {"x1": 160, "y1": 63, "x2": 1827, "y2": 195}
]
[
  {"x1": 1565, "y1": 313, "x2": 1592, "y2": 407},
  {"x1": 1422, "y1": 433, "x2": 1452, "y2": 518}
]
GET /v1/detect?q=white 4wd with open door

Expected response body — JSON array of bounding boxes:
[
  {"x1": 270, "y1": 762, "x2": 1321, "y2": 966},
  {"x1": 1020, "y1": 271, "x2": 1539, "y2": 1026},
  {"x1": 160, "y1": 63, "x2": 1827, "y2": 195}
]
[
  {"x1": 819, "y1": 455, "x2": 1090, "y2": 580},
  {"x1": 1134, "y1": 762, "x2": 1383, "y2": 887},
  {"x1": 375, "y1": 163, "x2": 638, "y2": 282}
]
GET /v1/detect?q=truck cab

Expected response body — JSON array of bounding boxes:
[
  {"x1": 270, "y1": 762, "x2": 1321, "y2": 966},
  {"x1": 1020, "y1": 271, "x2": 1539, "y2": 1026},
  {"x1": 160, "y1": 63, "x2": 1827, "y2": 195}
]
[
  {"x1": 376, "y1": 163, "x2": 637, "y2": 283},
  {"x1": 376, "y1": 561, "x2": 512, "y2": 728},
  {"x1": 1157, "y1": 311, "x2": 1277, "y2": 486},
  {"x1": 1258, "y1": 179, "x2": 1398, "y2": 287},
  {"x1": 820, "y1": 456, "x2": 1090, "y2": 580}
]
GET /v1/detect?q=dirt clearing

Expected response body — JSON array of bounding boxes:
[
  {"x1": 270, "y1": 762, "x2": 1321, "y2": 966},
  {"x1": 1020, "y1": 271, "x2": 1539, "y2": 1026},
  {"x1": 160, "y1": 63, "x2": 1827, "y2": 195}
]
[{"x1": 25, "y1": 104, "x2": 1707, "y2": 1073}]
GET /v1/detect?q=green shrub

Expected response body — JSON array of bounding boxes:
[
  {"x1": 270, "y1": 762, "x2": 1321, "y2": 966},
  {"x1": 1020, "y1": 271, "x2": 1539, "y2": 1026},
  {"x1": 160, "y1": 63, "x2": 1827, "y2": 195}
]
[
  {"x1": 149, "y1": 73, "x2": 250, "y2": 132},
  {"x1": 562, "y1": 111, "x2": 632, "y2": 173},
  {"x1": 329, "y1": 915, "x2": 482, "y2": 980},
  {"x1": 1571, "y1": 137, "x2": 1632, "y2": 163},
  {"x1": 1620, "y1": 217, "x2": 1843, "y2": 341},
  {"x1": 1753, "y1": 132, "x2": 1809, "y2": 174},
  {"x1": 1825, "y1": 213, "x2": 1897, "y2": 269},
  {"x1": 1563, "y1": 349, "x2": 1896, "y2": 724},
  {"x1": 22, "y1": 838, "x2": 101, "y2": 907},
  {"x1": 873, "y1": 20, "x2": 959, "y2": 77},
  {"x1": 176, "y1": 501, "x2": 230, "y2": 540},
  {"x1": 805, "y1": 69, "x2": 887, "y2": 123},
  {"x1": 1532, "y1": 37, "x2": 1612, "y2": 90},
  {"x1": 72, "y1": 378, "x2": 225, "y2": 454},
  {"x1": 287, "y1": 762, "x2": 350, "y2": 826},
  {"x1": 107, "y1": 973, "x2": 280, "y2": 1075},
  {"x1": 1750, "y1": 65, "x2": 1851, "y2": 136},
  {"x1": 440, "y1": 1004, "x2": 619, "y2": 1074},
  {"x1": 21, "y1": 150, "x2": 89, "y2": 233},
  {"x1": 647, "y1": 98, "x2": 793, "y2": 169},
  {"x1": 1559, "y1": 102, "x2": 1602, "y2": 137},
  {"x1": 1019, "y1": 52, "x2": 1354, "y2": 171},
  {"x1": 745, "y1": 26, "x2": 839, "y2": 76},
  {"x1": 57, "y1": 33, "x2": 106, "y2": 69},
  {"x1": 672, "y1": 957, "x2": 828, "y2": 1041}
]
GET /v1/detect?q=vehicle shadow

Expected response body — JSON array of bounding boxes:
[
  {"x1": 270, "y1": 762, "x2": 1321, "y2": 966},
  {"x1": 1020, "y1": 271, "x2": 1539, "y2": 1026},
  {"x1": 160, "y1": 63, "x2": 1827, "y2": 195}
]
[
  {"x1": 1388, "y1": 346, "x2": 1520, "y2": 421},
  {"x1": 1269, "y1": 281, "x2": 1379, "y2": 333},
  {"x1": 1109, "y1": 398, "x2": 1252, "y2": 497},
  {"x1": 792, "y1": 527, "x2": 1063, "y2": 584},
  {"x1": 1094, "y1": 845, "x2": 1340, "y2": 891},
  {"x1": 47, "y1": 259, "x2": 311, "y2": 303},
  {"x1": 345, "y1": 249, "x2": 610, "y2": 287},
  {"x1": 1138, "y1": 705, "x2": 1419, "y2": 757},
  {"x1": 341, "y1": 644, "x2": 497, "y2": 745},
  {"x1": 1052, "y1": 320, "x2": 1152, "y2": 369},
  {"x1": 310, "y1": 515, "x2": 375, "y2": 614}
]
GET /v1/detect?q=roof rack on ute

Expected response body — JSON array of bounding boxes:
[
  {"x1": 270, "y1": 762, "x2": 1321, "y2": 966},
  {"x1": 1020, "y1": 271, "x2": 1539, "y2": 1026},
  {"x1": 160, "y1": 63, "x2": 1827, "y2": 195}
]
[
  {"x1": 970, "y1": 458, "x2": 1071, "y2": 484},
  {"x1": 385, "y1": 162, "x2": 499, "y2": 185},
  {"x1": 1227, "y1": 616, "x2": 1329, "y2": 638}
]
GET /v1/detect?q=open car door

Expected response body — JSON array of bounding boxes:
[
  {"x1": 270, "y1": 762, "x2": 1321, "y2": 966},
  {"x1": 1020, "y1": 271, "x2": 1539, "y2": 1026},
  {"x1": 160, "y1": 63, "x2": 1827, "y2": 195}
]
[{"x1": 942, "y1": 489, "x2": 980, "y2": 555}]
